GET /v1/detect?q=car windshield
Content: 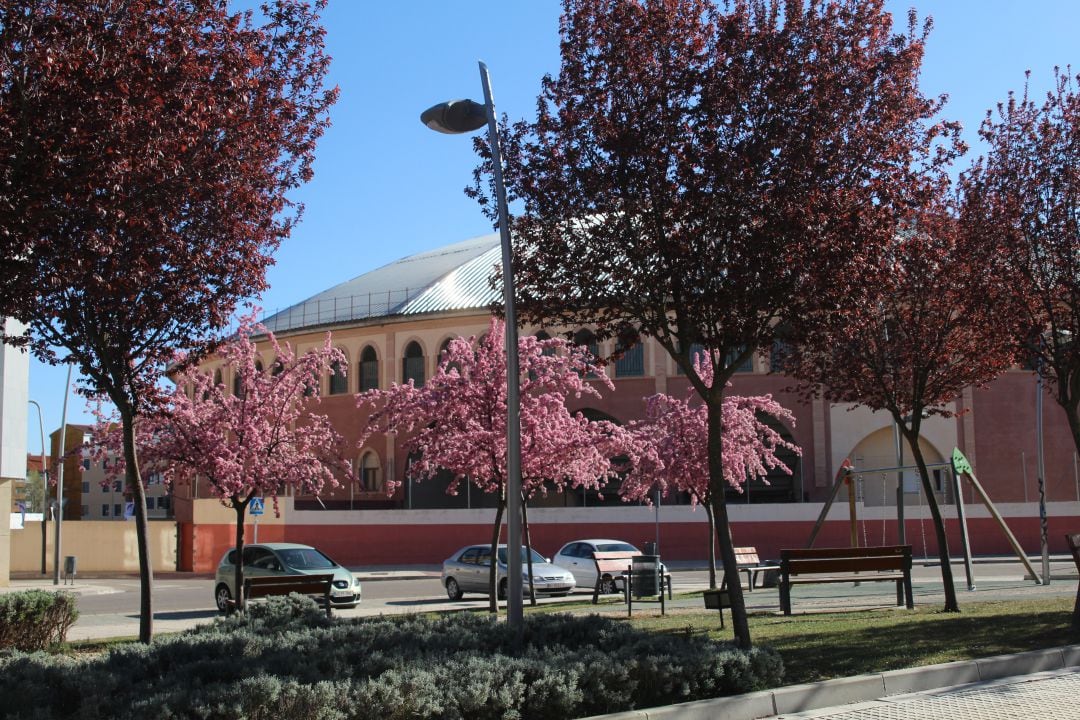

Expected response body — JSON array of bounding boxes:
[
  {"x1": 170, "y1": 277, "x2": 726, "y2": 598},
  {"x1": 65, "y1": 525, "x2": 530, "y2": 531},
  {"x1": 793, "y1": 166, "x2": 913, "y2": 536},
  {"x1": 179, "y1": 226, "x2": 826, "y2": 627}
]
[
  {"x1": 596, "y1": 542, "x2": 638, "y2": 553},
  {"x1": 496, "y1": 547, "x2": 546, "y2": 565},
  {"x1": 277, "y1": 548, "x2": 336, "y2": 570}
]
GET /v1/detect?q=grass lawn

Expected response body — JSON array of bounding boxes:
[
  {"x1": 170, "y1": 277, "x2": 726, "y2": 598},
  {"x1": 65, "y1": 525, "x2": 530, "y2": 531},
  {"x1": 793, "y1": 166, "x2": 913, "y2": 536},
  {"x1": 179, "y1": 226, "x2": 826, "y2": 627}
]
[{"x1": 601, "y1": 595, "x2": 1080, "y2": 685}]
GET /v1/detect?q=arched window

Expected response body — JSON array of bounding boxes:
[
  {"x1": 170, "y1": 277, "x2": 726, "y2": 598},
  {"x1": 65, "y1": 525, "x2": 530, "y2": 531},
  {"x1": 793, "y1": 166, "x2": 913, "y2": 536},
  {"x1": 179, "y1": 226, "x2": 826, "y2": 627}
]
[
  {"x1": 232, "y1": 369, "x2": 244, "y2": 398},
  {"x1": 614, "y1": 332, "x2": 644, "y2": 377},
  {"x1": 676, "y1": 343, "x2": 705, "y2": 375},
  {"x1": 254, "y1": 360, "x2": 264, "y2": 375},
  {"x1": 402, "y1": 341, "x2": 425, "y2": 387},
  {"x1": 213, "y1": 368, "x2": 223, "y2": 388},
  {"x1": 329, "y1": 357, "x2": 348, "y2": 395},
  {"x1": 573, "y1": 329, "x2": 600, "y2": 378},
  {"x1": 359, "y1": 452, "x2": 381, "y2": 492},
  {"x1": 439, "y1": 337, "x2": 463, "y2": 375},
  {"x1": 271, "y1": 358, "x2": 284, "y2": 376},
  {"x1": 359, "y1": 346, "x2": 379, "y2": 391},
  {"x1": 725, "y1": 346, "x2": 754, "y2": 373}
]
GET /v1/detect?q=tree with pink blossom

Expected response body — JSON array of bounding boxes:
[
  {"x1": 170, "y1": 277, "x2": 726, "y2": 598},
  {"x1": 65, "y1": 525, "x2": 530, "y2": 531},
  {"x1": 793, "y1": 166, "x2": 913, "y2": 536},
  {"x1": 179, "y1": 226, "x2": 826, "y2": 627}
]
[
  {"x1": 359, "y1": 317, "x2": 625, "y2": 612},
  {"x1": 94, "y1": 317, "x2": 351, "y2": 611},
  {"x1": 621, "y1": 353, "x2": 800, "y2": 587}
]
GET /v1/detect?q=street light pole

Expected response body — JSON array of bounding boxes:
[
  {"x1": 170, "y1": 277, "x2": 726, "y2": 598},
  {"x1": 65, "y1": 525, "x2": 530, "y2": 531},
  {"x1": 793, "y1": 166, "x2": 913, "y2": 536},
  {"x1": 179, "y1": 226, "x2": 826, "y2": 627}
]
[
  {"x1": 422, "y1": 61, "x2": 525, "y2": 629},
  {"x1": 28, "y1": 400, "x2": 47, "y2": 575},
  {"x1": 52, "y1": 364, "x2": 73, "y2": 585}
]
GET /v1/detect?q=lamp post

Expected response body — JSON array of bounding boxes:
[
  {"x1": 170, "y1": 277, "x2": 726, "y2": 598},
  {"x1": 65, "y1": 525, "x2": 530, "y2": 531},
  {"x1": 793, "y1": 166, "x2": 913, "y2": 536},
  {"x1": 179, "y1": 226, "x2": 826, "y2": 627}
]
[
  {"x1": 28, "y1": 400, "x2": 47, "y2": 575},
  {"x1": 422, "y1": 61, "x2": 524, "y2": 629},
  {"x1": 52, "y1": 365, "x2": 73, "y2": 585}
]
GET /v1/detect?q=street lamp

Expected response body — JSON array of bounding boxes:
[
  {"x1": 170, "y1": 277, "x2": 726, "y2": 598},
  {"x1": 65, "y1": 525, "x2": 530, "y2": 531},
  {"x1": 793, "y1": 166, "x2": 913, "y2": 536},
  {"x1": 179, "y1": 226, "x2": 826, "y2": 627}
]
[
  {"x1": 52, "y1": 364, "x2": 73, "y2": 585},
  {"x1": 422, "y1": 61, "x2": 525, "y2": 629}
]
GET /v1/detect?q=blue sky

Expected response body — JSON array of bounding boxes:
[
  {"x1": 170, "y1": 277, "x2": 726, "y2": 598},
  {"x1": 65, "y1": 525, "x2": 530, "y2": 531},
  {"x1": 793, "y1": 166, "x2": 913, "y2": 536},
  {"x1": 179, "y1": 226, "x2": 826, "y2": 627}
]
[{"x1": 24, "y1": 0, "x2": 1080, "y2": 441}]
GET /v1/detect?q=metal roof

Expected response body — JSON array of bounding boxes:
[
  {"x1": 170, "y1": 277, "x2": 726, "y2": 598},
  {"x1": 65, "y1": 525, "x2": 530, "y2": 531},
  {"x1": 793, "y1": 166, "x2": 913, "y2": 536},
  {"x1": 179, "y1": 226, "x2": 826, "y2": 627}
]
[{"x1": 260, "y1": 233, "x2": 502, "y2": 334}]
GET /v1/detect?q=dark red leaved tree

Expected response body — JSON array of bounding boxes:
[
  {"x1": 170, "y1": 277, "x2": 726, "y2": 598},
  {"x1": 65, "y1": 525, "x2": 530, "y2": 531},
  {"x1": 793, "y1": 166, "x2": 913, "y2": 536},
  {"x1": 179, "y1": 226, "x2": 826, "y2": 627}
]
[
  {"x1": 0, "y1": 0, "x2": 337, "y2": 642},
  {"x1": 783, "y1": 190, "x2": 1015, "y2": 613},
  {"x1": 476, "y1": 0, "x2": 948, "y2": 648},
  {"x1": 963, "y1": 69, "x2": 1080, "y2": 460}
]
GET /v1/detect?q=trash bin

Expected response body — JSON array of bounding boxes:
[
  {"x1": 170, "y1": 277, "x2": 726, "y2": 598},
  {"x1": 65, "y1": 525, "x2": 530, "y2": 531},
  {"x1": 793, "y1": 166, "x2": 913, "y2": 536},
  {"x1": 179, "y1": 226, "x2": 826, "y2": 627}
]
[
  {"x1": 630, "y1": 555, "x2": 661, "y2": 597},
  {"x1": 63, "y1": 555, "x2": 76, "y2": 584}
]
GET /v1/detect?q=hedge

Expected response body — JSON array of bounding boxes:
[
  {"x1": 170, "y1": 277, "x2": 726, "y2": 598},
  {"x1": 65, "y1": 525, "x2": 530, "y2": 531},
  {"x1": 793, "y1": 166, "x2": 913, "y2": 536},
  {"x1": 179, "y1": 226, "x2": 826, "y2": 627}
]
[
  {"x1": 0, "y1": 594, "x2": 783, "y2": 719},
  {"x1": 0, "y1": 590, "x2": 78, "y2": 652}
]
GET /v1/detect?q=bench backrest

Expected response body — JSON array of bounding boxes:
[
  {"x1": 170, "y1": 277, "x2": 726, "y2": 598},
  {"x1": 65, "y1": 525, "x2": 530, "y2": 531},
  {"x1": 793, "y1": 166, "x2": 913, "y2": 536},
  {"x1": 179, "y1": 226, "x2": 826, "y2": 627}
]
[
  {"x1": 244, "y1": 573, "x2": 335, "y2": 599},
  {"x1": 734, "y1": 547, "x2": 760, "y2": 566},
  {"x1": 593, "y1": 551, "x2": 635, "y2": 574},
  {"x1": 781, "y1": 546, "x2": 911, "y2": 575},
  {"x1": 1066, "y1": 534, "x2": 1080, "y2": 572}
]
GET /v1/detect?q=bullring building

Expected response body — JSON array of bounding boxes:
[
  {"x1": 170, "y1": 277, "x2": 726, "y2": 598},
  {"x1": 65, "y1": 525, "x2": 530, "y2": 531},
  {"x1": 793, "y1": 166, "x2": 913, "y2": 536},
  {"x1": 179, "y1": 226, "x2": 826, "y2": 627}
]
[{"x1": 170, "y1": 233, "x2": 1079, "y2": 573}]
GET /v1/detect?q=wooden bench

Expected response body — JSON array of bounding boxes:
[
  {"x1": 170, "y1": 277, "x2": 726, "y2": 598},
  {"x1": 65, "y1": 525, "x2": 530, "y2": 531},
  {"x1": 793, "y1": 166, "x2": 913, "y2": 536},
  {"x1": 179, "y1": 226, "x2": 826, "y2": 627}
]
[
  {"x1": 720, "y1": 547, "x2": 778, "y2": 592},
  {"x1": 591, "y1": 552, "x2": 673, "y2": 604},
  {"x1": 1066, "y1": 534, "x2": 1080, "y2": 629},
  {"x1": 779, "y1": 545, "x2": 914, "y2": 616},
  {"x1": 238, "y1": 573, "x2": 336, "y2": 617}
]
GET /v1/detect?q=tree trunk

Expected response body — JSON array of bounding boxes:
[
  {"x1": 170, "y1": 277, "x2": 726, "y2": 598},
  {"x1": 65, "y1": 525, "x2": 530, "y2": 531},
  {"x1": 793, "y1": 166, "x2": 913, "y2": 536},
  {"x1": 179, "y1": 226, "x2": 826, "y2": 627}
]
[
  {"x1": 905, "y1": 424, "x2": 960, "y2": 612},
  {"x1": 522, "y1": 495, "x2": 536, "y2": 606},
  {"x1": 119, "y1": 406, "x2": 153, "y2": 643},
  {"x1": 704, "y1": 501, "x2": 717, "y2": 589},
  {"x1": 707, "y1": 397, "x2": 752, "y2": 648},
  {"x1": 1060, "y1": 382, "x2": 1080, "y2": 461},
  {"x1": 233, "y1": 496, "x2": 250, "y2": 612},
  {"x1": 488, "y1": 496, "x2": 505, "y2": 614}
]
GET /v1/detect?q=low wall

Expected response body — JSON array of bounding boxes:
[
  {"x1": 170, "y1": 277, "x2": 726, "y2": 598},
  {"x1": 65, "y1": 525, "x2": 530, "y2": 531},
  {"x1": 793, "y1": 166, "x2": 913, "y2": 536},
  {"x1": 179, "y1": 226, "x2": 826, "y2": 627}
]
[
  {"x1": 10, "y1": 521, "x2": 177, "y2": 574},
  {"x1": 178, "y1": 497, "x2": 1080, "y2": 573}
]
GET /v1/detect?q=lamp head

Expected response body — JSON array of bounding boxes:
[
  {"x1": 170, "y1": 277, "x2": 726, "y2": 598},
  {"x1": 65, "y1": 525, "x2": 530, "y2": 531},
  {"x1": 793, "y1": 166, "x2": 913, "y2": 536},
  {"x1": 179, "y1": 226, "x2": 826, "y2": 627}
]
[{"x1": 421, "y1": 99, "x2": 488, "y2": 134}]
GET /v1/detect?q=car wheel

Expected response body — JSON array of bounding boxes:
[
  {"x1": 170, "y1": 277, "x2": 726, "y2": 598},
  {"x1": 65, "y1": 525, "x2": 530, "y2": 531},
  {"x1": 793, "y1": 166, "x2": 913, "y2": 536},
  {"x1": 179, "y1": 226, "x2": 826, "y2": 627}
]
[
  {"x1": 214, "y1": 584, "x2": 232, "y2": 613},
  {"x1": 497, "y1": 578, "x2": 508, "y2": 600},
  {"x1": 445, "y1": 577, "x2": 464, "y2": 601},
  {"x1": 599, "y1": 576, "x2": 618, "y2": 595}
]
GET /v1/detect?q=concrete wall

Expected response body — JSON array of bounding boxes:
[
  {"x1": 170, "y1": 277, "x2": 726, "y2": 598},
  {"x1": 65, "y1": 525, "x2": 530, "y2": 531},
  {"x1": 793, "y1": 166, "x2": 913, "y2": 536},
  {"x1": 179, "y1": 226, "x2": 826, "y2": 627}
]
[
  {"x1": 10, "y1": 521, "x2": 177, "y2": 574},
  {"x1": 175, "y1": 496, "x2": 1080, "y2": 573}
]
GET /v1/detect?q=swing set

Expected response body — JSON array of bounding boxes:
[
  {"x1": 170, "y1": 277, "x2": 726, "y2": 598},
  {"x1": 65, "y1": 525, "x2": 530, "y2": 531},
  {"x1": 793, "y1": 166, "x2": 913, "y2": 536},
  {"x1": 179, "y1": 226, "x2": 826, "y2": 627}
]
[{"x1": 805, "y1": 449, "x2": 1044, "y2": 590}]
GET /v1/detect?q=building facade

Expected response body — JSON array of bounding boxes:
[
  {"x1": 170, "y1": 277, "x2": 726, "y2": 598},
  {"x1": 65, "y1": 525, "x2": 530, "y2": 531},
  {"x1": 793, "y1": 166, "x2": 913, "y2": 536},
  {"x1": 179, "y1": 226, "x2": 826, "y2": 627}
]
[{"x1": 171, "y1": 234, "x2": 1080, "y2": 572}]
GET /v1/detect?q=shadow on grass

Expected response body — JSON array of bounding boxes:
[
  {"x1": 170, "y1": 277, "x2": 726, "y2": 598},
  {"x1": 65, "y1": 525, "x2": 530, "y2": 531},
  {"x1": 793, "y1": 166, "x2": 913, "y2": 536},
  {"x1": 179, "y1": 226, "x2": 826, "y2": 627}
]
[{"x1": 757, "y1": 603, "x2": 1080, "y2": 684}]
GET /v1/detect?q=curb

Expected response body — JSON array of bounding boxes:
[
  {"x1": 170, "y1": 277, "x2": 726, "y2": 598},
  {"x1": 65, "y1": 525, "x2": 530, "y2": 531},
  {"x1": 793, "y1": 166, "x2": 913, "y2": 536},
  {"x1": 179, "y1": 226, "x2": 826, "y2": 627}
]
[{"x1": 581, "y1": 644, "x2": 1080, "y2": 720}]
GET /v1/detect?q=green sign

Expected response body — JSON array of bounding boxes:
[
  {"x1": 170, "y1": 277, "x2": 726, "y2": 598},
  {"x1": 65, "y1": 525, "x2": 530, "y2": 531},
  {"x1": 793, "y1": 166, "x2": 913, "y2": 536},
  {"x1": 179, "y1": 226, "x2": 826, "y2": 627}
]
[{"x1": 951, "y1": 448, "x2": 973, "y2": 475}]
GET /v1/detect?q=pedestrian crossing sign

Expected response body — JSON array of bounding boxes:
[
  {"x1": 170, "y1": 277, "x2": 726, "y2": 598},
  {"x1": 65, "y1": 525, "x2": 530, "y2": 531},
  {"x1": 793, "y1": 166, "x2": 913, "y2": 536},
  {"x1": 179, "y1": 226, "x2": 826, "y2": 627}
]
[{"x1": 249, "y1": 497, "x2": 265, "y2": 515}]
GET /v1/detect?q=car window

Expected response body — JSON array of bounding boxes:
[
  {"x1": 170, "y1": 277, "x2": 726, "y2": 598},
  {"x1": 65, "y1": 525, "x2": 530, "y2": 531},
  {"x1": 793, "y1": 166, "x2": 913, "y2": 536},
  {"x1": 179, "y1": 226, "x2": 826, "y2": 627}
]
[
  {"x1": 561, "y1": 543, "x2": 580, "y2": 558},
  {"x1": 278, "y1": 547, "x2": 336, "y2": 570},
  {"x1": 596, "y1": 543, "x2": 638, "y2": 553},
  {"x1": 459, "y1": 548, "x2": 479, "y2": 564},
  {"x1": 223, "y1": 550, "x2": 238, "y2": 566},
  {"x1": 252, "y1": 552, "x2": 282, "y2": 571},
  {"x1": 497, "y1": 547, "x2": 546, "y2": 565},
  {"x1": 476, "y1": 548, "x2": 492, "y2": 566},
  {"x1": 244, "y1": 547, "x2": 274, "y2": 568}
]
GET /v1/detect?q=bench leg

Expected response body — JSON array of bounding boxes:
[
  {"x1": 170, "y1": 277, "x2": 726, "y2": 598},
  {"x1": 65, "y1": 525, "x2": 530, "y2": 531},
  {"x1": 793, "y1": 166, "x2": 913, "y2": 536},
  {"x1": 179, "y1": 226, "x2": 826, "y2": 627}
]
[{"x1": 780, "y1": 571, "x2": 792, "y2": 616}]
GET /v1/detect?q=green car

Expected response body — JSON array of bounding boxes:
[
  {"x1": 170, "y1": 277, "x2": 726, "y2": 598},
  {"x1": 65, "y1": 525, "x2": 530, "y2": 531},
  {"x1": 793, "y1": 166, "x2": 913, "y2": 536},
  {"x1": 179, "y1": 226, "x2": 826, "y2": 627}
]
[{"x1": 213, "y1": 542, "x2": 361, "y2": 612}]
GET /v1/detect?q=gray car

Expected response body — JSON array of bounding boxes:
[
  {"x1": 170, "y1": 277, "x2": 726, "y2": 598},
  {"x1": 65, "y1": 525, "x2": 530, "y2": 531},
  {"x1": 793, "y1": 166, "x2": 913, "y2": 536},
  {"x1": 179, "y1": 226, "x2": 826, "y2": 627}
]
[
  {"x1": 213, "y1": 542, "x2": 361, "y2": 612},
  {"x1": 441, "y1": 544, "x2": 576, "y2": 600}
]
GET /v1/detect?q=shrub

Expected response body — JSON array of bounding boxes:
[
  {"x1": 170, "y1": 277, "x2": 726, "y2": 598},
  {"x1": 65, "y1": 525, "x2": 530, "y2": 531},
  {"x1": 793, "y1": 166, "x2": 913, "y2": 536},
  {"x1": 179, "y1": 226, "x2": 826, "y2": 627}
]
[
  {"x1": 0, "y1": 601, "x2": 783, "y2": 719},
  {"x1": 0, "y1": 590, "x2": 78, "y2": 652}
]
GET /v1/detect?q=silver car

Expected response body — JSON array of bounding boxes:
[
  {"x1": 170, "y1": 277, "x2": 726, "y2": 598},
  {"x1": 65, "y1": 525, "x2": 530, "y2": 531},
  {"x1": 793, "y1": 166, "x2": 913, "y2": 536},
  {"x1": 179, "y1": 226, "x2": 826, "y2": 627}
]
[
  {"x1": 441, "y1": 544, "x2": 576, "y2": 600},
  {"x1": 213, "y1": 542, "x2": 361, "y2": 612},
  {"x1": 552, "y1": 539, "x2": 665, "y2": 593}
]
